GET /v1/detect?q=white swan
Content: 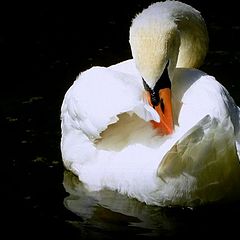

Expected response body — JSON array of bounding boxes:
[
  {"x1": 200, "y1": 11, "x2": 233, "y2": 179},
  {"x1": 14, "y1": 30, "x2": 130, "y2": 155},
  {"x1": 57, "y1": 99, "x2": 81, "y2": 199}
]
[{"x1": 60, "y1": 0, "x2": 240, "y2": 207}]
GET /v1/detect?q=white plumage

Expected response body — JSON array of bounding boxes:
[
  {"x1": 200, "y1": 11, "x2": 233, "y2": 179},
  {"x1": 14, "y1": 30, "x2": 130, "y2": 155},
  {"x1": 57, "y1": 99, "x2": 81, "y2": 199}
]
[{"x1": 60, "y1": 1, "x2": 240, "y2": 207}]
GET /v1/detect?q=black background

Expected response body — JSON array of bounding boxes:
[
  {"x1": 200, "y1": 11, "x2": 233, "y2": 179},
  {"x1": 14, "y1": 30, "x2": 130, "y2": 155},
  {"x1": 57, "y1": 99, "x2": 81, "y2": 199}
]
[{"x1": 1, "y1": 1, "x2": 240, "y2": 238}]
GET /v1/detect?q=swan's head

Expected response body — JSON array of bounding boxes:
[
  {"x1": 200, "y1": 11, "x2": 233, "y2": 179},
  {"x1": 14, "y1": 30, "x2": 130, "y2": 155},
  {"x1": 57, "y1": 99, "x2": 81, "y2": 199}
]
[
  {"x1": 130, "y1": 18, "x2": 179, "y2": 88},
  {"x1": 129, "y1": 7, "x2": 180, "y2": 135}
]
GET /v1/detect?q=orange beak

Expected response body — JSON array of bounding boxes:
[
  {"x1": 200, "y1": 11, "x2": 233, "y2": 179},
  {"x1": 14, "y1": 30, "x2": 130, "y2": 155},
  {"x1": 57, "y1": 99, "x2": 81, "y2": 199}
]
[{"x1": 145, "y1": 88, "x2": 174, "y2": 135}]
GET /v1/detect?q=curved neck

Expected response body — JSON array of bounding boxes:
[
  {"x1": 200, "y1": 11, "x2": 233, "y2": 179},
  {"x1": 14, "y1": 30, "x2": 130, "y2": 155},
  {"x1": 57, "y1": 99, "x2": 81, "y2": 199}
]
[
  {"x1": 172, "y1": 4, "x2": 209, "y2": 68},
  {"x1": 129, "y1": 1, "x2": 209, "y2": 87}
]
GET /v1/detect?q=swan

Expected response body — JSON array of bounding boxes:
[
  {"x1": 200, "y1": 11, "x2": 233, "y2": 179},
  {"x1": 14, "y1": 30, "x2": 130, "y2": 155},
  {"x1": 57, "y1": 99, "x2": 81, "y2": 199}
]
[{"x1": 60, "y1": 0, "x2": 240, "y2": 207}]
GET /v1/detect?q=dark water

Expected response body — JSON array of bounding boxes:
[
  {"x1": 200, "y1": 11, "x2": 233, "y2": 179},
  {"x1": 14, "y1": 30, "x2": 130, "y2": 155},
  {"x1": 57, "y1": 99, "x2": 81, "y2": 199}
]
[{"x1": 2, "y1": 1, "x2": 240, "y2": 239}]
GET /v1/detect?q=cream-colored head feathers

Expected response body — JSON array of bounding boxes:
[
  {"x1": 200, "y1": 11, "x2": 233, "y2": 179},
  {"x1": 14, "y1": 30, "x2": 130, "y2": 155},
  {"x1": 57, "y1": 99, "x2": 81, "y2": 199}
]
[{"x1": 129, "y1": 1, "x2": 209, "y2": 89}]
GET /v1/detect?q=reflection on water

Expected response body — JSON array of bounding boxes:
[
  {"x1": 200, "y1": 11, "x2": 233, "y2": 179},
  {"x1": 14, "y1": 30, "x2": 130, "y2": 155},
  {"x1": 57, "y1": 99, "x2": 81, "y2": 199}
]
[
  {"x1": 63, "y1": 170, "x2": 182, "y2": 238},
  {"x1": 63, "y1": 170, "x2": 240, "y2": 239}
]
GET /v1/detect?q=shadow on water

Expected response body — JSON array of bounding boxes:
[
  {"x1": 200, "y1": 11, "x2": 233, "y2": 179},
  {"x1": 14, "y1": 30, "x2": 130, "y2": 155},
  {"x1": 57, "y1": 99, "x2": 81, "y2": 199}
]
[{"x1": 2, "y1": 0, "x2": 240, "y2": 239}]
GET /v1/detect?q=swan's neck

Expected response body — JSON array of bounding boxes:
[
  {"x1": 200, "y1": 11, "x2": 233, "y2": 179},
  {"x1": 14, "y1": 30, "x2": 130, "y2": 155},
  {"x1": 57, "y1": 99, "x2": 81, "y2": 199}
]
[
  {"x1": 173, "y1": 3, "x2": 209, "y2": 68},
  {"x1": 129, "y1": 1, "x2": 209, "y2": 88}
]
